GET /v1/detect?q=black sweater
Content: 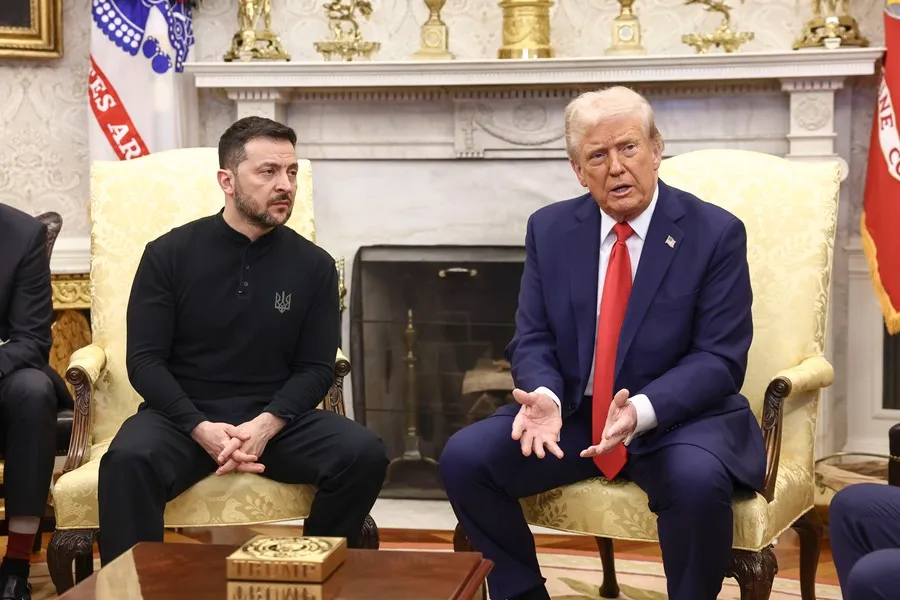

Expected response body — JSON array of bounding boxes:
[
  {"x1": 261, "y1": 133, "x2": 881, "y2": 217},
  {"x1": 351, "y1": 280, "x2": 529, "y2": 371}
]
[{"x1": 125, "y1": 211, "x2": 339, "y2": 433}]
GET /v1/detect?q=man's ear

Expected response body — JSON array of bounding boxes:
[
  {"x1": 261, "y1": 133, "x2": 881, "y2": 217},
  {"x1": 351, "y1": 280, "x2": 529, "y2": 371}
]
[
  {"x1": 570, "y1": 159, "x2": 587, "y2": 188},
  {"x1": 217, "y1": 168, "x2": 235, "y2": 195}
]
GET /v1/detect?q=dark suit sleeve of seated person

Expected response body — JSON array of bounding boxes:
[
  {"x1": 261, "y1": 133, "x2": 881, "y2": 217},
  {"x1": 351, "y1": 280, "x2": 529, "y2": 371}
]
[
  {"x1": 0, "y1": 220, "x2": 53, "y2": 378},
  {"x1": 262, "y1": 256, "x2": 339, "y2": 421},
  {"x1": 126, "y1": 243, "x2": 208, "y2": 434},
  {"x1": 505, "y1": 212, "x2": 564, "y2": 402},
  {"x1": 639, "y1": 216, "x2": 753, "y2": 431}
]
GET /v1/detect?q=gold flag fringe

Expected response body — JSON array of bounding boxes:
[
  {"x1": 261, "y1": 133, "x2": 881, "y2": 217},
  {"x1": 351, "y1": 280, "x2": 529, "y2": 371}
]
[{"x1": 861, "y1": 210, "x2": 900, "y2": 335}]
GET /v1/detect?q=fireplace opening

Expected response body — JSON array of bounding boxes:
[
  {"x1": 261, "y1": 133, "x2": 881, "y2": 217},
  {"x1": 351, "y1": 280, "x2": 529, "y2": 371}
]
[{"x1": 349, "y1": 245, "x2": 525, "y2": 499}]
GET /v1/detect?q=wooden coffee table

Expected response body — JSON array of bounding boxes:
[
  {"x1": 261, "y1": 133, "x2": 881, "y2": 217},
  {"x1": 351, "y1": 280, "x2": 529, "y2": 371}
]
[{"x1": 58, "y1": 542, "x2": 492, "y2": 599}]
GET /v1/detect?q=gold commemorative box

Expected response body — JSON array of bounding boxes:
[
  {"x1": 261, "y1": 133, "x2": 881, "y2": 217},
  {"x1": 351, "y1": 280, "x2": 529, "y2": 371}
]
[{"x1": 225, "y1": 536, "x2": 348, "y2": 583}]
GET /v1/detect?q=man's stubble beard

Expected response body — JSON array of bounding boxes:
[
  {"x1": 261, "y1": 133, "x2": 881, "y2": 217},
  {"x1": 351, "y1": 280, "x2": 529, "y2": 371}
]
[{"x1": 234, "y1": 181, "x2": 293, "y2": 229}]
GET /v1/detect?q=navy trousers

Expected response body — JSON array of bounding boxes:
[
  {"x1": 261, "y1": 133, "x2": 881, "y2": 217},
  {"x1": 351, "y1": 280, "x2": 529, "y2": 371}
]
[
  {"x1": 440, "y1": 400, "x2": 737, "y2": 600},
  {"x1": 829, "y1": 483, "x2": 900, "y2": 600}
]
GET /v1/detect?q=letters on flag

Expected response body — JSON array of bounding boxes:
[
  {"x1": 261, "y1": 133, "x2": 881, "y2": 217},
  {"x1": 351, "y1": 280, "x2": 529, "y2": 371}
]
[{"x1": 88, "y1": 0, "x2": 196, "y2": 161}]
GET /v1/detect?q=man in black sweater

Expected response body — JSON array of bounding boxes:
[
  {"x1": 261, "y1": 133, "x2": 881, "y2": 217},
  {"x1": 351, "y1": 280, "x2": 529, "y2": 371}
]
[
  {"x1": 0, "y1": 204, "x2": 62, "y2": 600},
  {"x1": 97, "y1": 116, "x2": 388, "y2": 565}
]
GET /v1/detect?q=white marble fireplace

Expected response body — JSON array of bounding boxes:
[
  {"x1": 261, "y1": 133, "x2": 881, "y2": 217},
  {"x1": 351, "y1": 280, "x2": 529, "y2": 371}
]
[{"x1": 184, "y1": 48, "x2": 890, "y2": 457}]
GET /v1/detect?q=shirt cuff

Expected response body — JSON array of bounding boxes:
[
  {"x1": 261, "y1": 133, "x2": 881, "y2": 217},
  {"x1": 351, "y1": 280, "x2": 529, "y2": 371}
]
[
  {"x1": 623, "y1": 393, "x2": 657, "y2": 446},
  {"x1": 533, "y1": 386, "x2": 562, "y2": 415}
]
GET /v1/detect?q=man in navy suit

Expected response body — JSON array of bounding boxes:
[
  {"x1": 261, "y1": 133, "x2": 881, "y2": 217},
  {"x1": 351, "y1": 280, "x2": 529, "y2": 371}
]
[
  {"x1": 829, "y1": 483, "x2": 900, "y2": 599},
  {"x1": 439, "y1": 86, "x2": 767, "y2": 600}
]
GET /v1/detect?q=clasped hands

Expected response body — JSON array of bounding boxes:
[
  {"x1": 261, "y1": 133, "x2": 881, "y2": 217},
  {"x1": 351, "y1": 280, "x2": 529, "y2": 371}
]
[
  {"x1": 510, "y1": 388, "x2": 636, "y2": 459},
  {"x1": 190, "y1": 412, "x2": 286, "y2": 476}
]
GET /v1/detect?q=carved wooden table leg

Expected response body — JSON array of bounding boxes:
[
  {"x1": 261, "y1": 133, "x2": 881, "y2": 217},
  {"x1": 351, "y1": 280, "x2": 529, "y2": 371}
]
[
  {"x1": 727, "y1": 546, "x2": 778, "y2": 600},
  {"x1": 791, "y1": 508, "x2": 823, "y2": 600},
  {"x1": 359, "y1": 514, "x2": 380, "y2": 549},
  {"x1": 595, "y1": 537, "x2": 620, "y2": 598},
  {"x1": 47, "y1": 528, "x2": 97, "y2": 594}
]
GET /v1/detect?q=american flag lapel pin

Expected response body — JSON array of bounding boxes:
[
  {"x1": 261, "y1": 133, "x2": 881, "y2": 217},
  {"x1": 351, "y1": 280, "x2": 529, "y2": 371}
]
[{"x1": 665, "y1": 235, "x2": 676, "y2": 248}]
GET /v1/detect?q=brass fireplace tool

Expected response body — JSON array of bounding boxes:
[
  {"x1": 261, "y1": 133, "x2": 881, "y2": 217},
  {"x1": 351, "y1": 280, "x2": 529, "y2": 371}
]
[
  {"x1": 223, "y1": 0, "x2": 291, "y2": 61},
  {"x1": 793, "y1": 0, "x2": 869, "y2": 50},
  {"x1": 383, "y1": 309, "x2": 442, "y2": 497},
  {"x1": 681, "y1": 0, "x2": 754, "y2": 53}
]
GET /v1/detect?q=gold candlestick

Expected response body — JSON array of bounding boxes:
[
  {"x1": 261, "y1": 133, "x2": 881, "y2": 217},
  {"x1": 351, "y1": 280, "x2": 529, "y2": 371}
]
[
  {"x1": 314, "y1": 0, "x2": 381, "y2": 61},
  {"x1": 793, "y1": 0, "x2": 869, "y2": 50},
  {"x1": 497, "y1": 0, "x2": 555, "y2": 59},
  {"x1": 606, "y1": 0, "x2": 646, "y2": 55},
  {"x1": 223, "y1": 0, "x2": 291, "y2": 62},
  {"x1": 413, "y1": 0, "x2": 454, "y2": 60}
]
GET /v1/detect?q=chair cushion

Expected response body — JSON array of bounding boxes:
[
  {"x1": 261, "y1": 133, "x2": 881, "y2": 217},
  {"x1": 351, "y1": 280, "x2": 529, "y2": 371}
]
[
  {"x1": 520, "y1": 460, "x2": 813, "y2": 552},
  {"x1": 53, "y1": 442, "x2": 316, "y2": 530}
]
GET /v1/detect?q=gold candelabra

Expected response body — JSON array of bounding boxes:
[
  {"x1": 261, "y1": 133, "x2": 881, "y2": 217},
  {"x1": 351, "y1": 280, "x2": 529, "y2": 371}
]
[
  {"x1": 223, "y1": 0, "x2": 291, "y2": 62},
  {"x1": 793, "y1": 0, "x2": 869, "y2": 50},
  {"x1": 314, "y1": 0, "x2": 380, "y2": 61},
  {"x1": 681, "y1": 0, "x2": 754, "y2": 53},
  {"x1": 606, "y1": 0, "x2": 646, "y2": 55},
  {"x1": 413, "y1": 0, "x2": 454, "y2": 60},
  {"x1": 497, "y1": 0, "x2": 555, "y2": 59}
]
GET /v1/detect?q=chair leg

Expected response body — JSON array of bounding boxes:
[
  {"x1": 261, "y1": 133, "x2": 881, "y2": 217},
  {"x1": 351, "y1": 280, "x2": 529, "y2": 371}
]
[
  {"x1": 358, "y1": 514, "x2": 380, "y2": 550},
  {"x1": 726, "y1": 546, "x2": 778, "y2": 600},
  {"x1": 47, "y1": 528, "x2": 97, "y2": 594},
  {"x1": 594, "y1": 537, "x2": 620, "y2": 598},
  {"x1": 453, "y1": 522, "x2": 474, "y2": 552},
  {"x1": 790, "y1": 508, "x2": 822, "y2": 600}
]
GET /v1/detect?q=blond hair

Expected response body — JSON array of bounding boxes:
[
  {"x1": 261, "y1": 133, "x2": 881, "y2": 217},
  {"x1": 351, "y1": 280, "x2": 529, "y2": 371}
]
[{"x1": 563, "y1": 86, "x2": 665, "y2": 159}]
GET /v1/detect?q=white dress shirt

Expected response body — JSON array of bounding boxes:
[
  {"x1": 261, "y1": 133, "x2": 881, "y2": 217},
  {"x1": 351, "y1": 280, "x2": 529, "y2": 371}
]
[{"x1": 533, "y1": 184, "x2": 660, "y2": 445}]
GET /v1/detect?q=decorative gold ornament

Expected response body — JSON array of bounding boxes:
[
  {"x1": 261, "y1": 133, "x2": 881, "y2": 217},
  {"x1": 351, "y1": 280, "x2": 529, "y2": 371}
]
[
  {"x1": 314, "y1": 0, "x2": 380, "y2": 61},
  {"x1": 413, "y1": 0, "x2": 454, "y2": 60},
  {"x1": 793, "y1": 0, "x2": 869, "y2": 50},
  {"x1": 223, "y1": 0, "x2": 291, "y2": 62},
  {"x1": 681, "y1": 0, "x2": 754, "y2": 53},
  {"x1": 497, "y1": 0, "x2": 555, "y2": 59},
  {"x1": 606, "y1": 0, "x2": 646, "y2": 55}
]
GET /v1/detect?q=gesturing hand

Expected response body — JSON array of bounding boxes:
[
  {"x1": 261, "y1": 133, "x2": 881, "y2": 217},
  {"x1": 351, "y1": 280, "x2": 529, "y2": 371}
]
[
  {"x1": 511, "y1": 389, "x2": 563, "y2": 459},
  {"x1": 214, "y1": 412, "x2": 287, "y2": 476},
  {"x1": 580, "y1": 389, "x2": 636, "y2": 458}
]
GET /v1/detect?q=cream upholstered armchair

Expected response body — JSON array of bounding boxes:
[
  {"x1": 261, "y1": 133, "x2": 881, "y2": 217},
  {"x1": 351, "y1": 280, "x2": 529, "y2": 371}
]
[
  {"x1": 453, "y1": 149, "x2": 842, "y2": 600},
  {"x1": 47, "y1": 147, "x2": 374, "y2": 593}
]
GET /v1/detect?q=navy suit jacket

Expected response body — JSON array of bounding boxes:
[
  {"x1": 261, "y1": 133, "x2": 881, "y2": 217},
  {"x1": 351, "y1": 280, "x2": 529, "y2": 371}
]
[{"x1": 506, "y1": 179, "x2": 766, "y2": 492}]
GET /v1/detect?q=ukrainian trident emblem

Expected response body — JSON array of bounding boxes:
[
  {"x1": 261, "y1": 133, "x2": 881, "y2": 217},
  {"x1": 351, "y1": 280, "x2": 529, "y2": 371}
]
[{"x1": 275, "y1": 291, "x2": 291, "y2": 313}]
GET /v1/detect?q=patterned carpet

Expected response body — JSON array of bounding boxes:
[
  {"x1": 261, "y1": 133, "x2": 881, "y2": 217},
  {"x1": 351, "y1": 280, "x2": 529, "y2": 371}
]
[{"x1": 24, "y1": 551, "x2": 843, "y2": 599}]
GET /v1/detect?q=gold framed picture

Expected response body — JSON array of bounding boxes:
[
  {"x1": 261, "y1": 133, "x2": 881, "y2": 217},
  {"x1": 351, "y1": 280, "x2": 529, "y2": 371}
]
[{"x1": 0, "y1": 0, "x2": 63, "y2": 59}]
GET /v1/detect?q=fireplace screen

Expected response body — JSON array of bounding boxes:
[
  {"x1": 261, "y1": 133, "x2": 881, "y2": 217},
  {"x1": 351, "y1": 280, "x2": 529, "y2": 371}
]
[{"x1": 349, "y1": 246, "x2": 525, "y2": 499}]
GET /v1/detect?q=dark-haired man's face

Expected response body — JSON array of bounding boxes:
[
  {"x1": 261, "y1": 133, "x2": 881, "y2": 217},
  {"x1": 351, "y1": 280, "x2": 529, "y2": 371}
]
[{"x1": 228, "y1": 137, "x2": 298, "y2": 230}]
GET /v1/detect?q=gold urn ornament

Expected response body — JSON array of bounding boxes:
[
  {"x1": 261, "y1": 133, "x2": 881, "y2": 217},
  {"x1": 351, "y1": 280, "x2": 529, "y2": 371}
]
[
  {"x1": 793, "y1": 0, "x2": 869, "y2": 50},
  {"x1": 606, "y1": 0, "x2": 646, "y2": 55},
  {"x1": 223, "y1": 0, "x2": 291, "y2": 62},
  {"x1": 497, "y1": 0, "x2": 555, "y2": 59},
  {"x1": 413, "y1": 0, "x2": 454, "y2": 60}
]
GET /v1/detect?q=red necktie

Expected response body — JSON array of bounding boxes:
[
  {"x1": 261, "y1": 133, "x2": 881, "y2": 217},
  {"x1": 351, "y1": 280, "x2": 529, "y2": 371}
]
[{"x1": 591, "y1": 222, "x2": 634, "y2": 479}]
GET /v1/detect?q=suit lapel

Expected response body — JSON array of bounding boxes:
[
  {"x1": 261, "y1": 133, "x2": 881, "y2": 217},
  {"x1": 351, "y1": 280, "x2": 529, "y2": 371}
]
[
  {"x1": 615, "y1": 181, "x2": 685, "y2": 379},
  {"x1": 566, "y1": 195, "x2": 602, "y2": 384}
]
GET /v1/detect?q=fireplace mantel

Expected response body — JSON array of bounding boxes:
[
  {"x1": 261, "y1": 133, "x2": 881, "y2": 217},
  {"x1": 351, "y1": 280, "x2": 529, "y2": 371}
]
[
  {"x1": 186, "y1": 48, "x2": 883, "y2": 167},
  {"x1": 185, "y1": 48, "x2": 883, "y2": 90}
]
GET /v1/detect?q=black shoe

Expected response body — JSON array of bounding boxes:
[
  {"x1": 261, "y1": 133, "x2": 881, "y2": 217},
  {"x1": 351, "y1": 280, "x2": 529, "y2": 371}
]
[{"x1": 0, "y1": 574, "x2": 31, "y2": 600}]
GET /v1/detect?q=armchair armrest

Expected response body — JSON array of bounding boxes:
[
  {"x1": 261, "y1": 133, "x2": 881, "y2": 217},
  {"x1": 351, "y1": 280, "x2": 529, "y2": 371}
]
[
  {"x1": 762, "y1": 355, "x2": 834, "y2": 503},
  {"x1": 63, "y1": 344, "x2": 108, "y2": 474},
  {"x1": 327, "y1": 347, "x2": 352, "y2": 415}
]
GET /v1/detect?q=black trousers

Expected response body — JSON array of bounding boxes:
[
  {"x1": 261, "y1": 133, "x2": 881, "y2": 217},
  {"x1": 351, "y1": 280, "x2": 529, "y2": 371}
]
[
  {"x1": 0, "y1": 368, "x2": 57, "y2": 518},
  {"x1": 97, "y1": 398, "x2": 388, "y2": 565}
]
